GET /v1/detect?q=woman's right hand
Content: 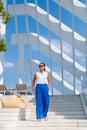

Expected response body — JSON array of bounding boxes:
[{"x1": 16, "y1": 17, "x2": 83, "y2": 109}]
[{"x1": 32, "y1": 87, "x2": 36, "y2": 93}]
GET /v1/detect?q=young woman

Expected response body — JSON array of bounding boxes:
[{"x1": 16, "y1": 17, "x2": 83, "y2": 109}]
[{"x1": 32, "y1": 63, "x2": 50, "y2": 121}]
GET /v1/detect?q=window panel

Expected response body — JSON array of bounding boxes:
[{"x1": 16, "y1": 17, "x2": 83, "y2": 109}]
[
  {"x1": 39, "y1": 23, "x2": 48, "y2": 39},
  {"x1": 74, "y1": 16, "x2": 86, "y2": 38},
  {"x1": 48, "y1": 0, "x2": 59, "y2": 19},
  {"x1": 37, "y1": 0, "x2": 47, "y2": 11},
  {"x1": 63, "y1": 69, "x2": 74, "y2": 94},
  {"x1": 24, "y1": 45, "x2": 29, "y2": 60},
  {"x1": 75, "y1": 78, "x2": 81, "y2": 94},
  {"x1": 50, "y1": 31, "x2": 61, "y2": 51},
  {"x1": 28, "y1": 16, "x2": 37, "y2": 33},
  {"x1": 79, "y1": 0, "x2": 86, "y2": 4},
  {"x1": 15, "y1": 0, "x2": 24, "y2": 4},
  {"x1": 17, "y1": 16, "x2": 26, "y2": 33},
  {"x1": 61, "y1": 7, "x2": 72, "y2": 28},
  {"x1": 62, "y1": 40, "x2": 73, "y2": 59},
  {"x1": 7, "y1": 0, "x2": 13, "y2": 4},
  {"x1": 31, "y1": 46, "x2": 39, "y2": 61},
  {"x1": 27, "y1": 0, "x2": 35, "y2": 3},
  {"x1": 75, "y1": 49, "x2": 86, "y2": 68}
]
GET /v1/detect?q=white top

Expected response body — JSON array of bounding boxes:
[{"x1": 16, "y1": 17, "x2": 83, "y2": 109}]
[{"x1": 35, "y1": 71, "x2": 48, "y2": 85}]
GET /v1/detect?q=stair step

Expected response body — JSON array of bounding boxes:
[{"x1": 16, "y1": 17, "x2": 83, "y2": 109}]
[
  {"x1": 0, "y1": 111, "x2": 85, "y2": 116},
  {"x1": 0, "y1": 127, "x2": 87, "y2": 130},
  {"x1": 0, "y1": 120, "x2": 87, "y2": 127},
  {"x1": 0, "y1": 115, "x2": 86, "y2": 121}
]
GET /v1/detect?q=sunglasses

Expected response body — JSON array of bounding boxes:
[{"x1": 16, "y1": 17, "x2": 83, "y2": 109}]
[{"x1": 39, "y1": 65, "x2": 44, "y2": 67}]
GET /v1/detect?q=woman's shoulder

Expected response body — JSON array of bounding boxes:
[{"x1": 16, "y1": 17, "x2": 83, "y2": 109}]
[
  {"x1": 35, "y1": 72, "x2": 40, "y2": 75},
  {"x1": 45, "y1": 71, "x2": 49, "y2": 75}
]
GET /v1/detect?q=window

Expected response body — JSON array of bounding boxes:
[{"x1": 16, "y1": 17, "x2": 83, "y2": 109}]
[
  {"x1": 50, "y1": 31, "x2": 61, "y2": 51},
  {"x1": 48, "y1": 0, "x2": 59, "y2": 19},
  {"x1": 39, "y1": 23, "x2": 48, "y2": 39},
  {"x1": 61, "y1": 7, "x2": 72, "y2": 29},
  {"x1": 62, "y1": 40, "x2": 73, "y2": 59},
  {"x1": 7, "y1": 0, "x2": 13, "y2": 5},
  {"x1": 74, "y1": 16, "x2": 86, "y2": 38},
  {"x1": 37, "y1": 0, "x2": 47, "y2": 11},
  {"x1": 63, "y1": 69, "x2": 74, "y2": 94},
  {"x1": 24, "y1": 45, "x2": 29, "y2": 60},
  {"x1": 27, "y1": 0, "x2": 35, "y2": 4},
  {"x1": 79, "y1": 0, "x2": 86, "y2": 4},
  {"x1": 31, "y1": 46, "x2": 39, "y2": 61},
  {"x1": 40, "y1": 53, "x2": 50, "y2": 67},
  {"x1": 15, "y1": 0, "x2": 24, "y2": 4},
  {"x1": 75, "y1": 49, "x2": 86, "y2": 68},
  {"x1": 75, "y1": 78, "x2": 81, "y2": 94},
  {"x1": 28, "y1": 16, "x2": 37, "y2": 33},
  {"x1": 17, "y1": 16, "x2": 26, "y2": 33}
]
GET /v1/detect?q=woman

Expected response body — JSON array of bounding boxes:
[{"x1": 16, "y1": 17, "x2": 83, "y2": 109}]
[{"x1": 32, "y1": 63, "x2": 50, "y2": 121}]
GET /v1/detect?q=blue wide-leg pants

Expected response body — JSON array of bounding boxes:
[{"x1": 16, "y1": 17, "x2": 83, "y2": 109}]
[{"x1": 35, "y1": 84, "x2": 49, "y2": 119}]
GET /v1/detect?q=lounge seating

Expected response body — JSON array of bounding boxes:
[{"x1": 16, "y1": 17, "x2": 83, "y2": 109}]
[
  {"x1": 1, "y1": 94, "x2": 27, "y2": 108},
  {"x1": 0, "y1": 84, "x2": 10, "y2": 95},
  {"x1": 16, "y1": 84, "x2": 30, "y2": 95}
]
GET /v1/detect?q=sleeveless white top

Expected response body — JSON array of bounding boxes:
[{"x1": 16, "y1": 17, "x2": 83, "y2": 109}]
[{"x1": 35, "y1": 71, "x2": 48, "y2": 85}]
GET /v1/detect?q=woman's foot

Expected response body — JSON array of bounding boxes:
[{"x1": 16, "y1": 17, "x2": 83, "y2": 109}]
[
  {"x1": 37, "y1": 118, "x2": 42, "y2": 122},
  {"x1": 43, "y1": 117, "x2": 48, "y2": 121}
]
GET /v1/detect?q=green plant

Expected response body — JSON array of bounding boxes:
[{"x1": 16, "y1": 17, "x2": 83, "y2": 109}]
[
  {"x1": 0, "y1": 1, "x2": 12, "y2": 52},
  {"x1": 0, "y1": 38, "x2": 7, "y2": 52},
  {"x1": 0, "y1": 1, "x2": 12, "y2": 24}
]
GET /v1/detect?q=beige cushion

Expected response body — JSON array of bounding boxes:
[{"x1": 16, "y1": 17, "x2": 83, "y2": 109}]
[{"x1": 1, "y1": 94, "x2": 27, "y2": 108}]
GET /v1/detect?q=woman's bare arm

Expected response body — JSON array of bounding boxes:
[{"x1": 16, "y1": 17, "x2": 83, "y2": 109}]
[
  {"x1": 32, "y1": 74, "x2": 36, "y2": 93},
  {"x1": 47, "y1": 74, "x2": 50, "y2": 88}
]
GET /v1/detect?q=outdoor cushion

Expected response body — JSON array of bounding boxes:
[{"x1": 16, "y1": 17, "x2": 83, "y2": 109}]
[{"x1": 1, "y1": 94, "x2": 27, "y2": 108}]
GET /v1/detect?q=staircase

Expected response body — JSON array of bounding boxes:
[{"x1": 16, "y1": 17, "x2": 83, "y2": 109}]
[{"x1": 0, "y1": 95, "x2": 87, "y2": 130}]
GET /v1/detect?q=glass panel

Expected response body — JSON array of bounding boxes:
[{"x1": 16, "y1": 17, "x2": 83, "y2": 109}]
[
  {"x1": 50, "y1": 31, "x2": 61, "y2": 51},
  {"x1": 6, "y1": 17, "x2": 18, "y2": 61},
  {"x1": 15, "y1": 0, "x2": 24, "y2": 4},
  {"x1": 31, "y1": 46, "x2": 39, "y2": 61},
  {"x1": 48, "y1": 0, "x2": 59, "y2": 19},
  {"x1": 75, "y1": 78, "x2": 81, "y2": 94},
  {"x1": 61, "y1": 7, "x2": 72, "y2": 28},
  {"x1": 51, "y1": 61, "x2": 62, "y2": 95},
  {"x1": 24, "y1": 45, "x2": 29, "y2": 60},
  {"x1": 17, "y1": 16, "x2": 26, "y2": 33},
  {"x1": 74, "y1": 16, "x2": 86, "y2": 38},
  {"x1": 79, "y1": 0, "x2": 86, "y2": 4},
  {"x1": 63, "y1": 69, "x2": 74, "y2": 94},
  {"x1": 4, "y1": 68, "x2": 18, "y2": 89},
  {"x1": 62, "y1": 40, "x2": 73, "y2": 59},
  {"x1": 7, "y1": 0, "x2": 13, "y2": 4},
  {"x1": 39, "y1": 23, "x2": 48, "y2": 39},
  {"x1": 27, "y1": 0, "x2": 35, "y2": 3},
  {"x1": 28, "y1": 16, "x2": 37, "y2": 33},
  {"x1": 37, "y1": 0, "x2": 47, "y2": 11},
  {"x1": 40, "y1": 53, "x2": 50, "y2": 67},
  {"x1": 75, "y1": 49, "x2": 86, "y2": 68}
]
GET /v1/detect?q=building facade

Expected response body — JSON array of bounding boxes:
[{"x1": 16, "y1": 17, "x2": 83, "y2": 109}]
[{"x1": 7, "y1": 0, "x2": 87, "y2": 95}]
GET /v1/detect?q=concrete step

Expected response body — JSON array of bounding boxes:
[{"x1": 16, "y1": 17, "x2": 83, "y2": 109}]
[
  {"x1": 0, "y1": 107, "x2": 84, "y2": 112},
  {"x1": 26, "y1": 104, "x2": 83, "y2": 108},
  {"x1": 0, "y1": 115, "x2": 86, "y2": 121},
  {"x1": 27, "y1": 101, "x2": 82, "y2": 104},
  {"x1": 0, "y1": 120, "x2": 87, "y2": 127},
  {"x1": 0, "y1": 111, "x2": 85, "y2": 116},
  {"x1": 0, "y1": 127, "x2": 87, "y2": 130}
]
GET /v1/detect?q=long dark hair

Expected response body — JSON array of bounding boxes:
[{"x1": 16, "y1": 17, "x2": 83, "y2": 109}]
[{"x1": 39, "y1": 63, "x2": 46, "y2": 71}]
